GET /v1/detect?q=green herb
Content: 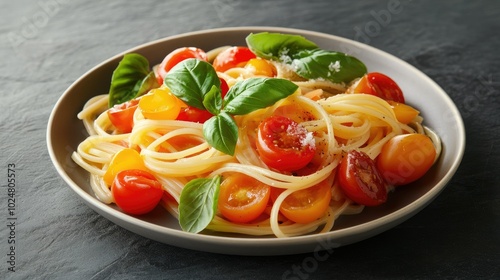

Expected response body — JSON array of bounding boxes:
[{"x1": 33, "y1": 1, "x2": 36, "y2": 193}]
[
  {"x1": 164, "y1": 58, "x2": 220, "y2": 110},
  {"x1": 246, "y1": 32, "x2": 367, "y2": 84},
  {"x1": 178, "y1": 176, "x2": 221, "y2": 233},
  {"x1": 164, "y1": 60, "x2": 298, "y2": 156},
  {"x1": 108, "y1": 53, "x2": 159, "y2": 107}
]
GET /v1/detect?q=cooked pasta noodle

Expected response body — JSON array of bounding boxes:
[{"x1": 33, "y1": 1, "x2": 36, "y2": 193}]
[{"x1": 72, "y1": 45, "x2": 435, "y2": 238}]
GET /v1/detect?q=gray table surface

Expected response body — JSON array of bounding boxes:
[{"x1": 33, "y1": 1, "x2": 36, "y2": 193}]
[{"x1": 2, "y1": 0, "x2": 499, "y2": 279}]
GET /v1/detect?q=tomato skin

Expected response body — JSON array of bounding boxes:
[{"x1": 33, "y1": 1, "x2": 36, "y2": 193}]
[
  {"x1": 256, "y1": 116, "x2": 316, "y2": 172},
  {"x1": 338, "y1": 150, "x2": 388, "y2": 206},
  {"x1": 111, "y1": 169, "x2": 163, "y2": 215},
  {"x1": 103, "y1": 148, "x2": 149, "y2": 186},
  {"x1": 156, "y1": 47, "x2": 207, "y2": 84},
  {"x1": 388, "y1": 100, "x2": 419, "y2": 124},
  {"x1": 139, "y1": 88, "x2": 182, "y2": 120},
  {"x1": 350, "y1": 72, "x2": 405, "y2": 103},
  {"x1": 107, "y1": 99, "x2": 139, "y2": 133},
  {"x1": 271, "y1": 180, "x2": 332, "y2": 224},
  {"x1": 377, "y1": 134, "x2": 436, "y2": 186},
  {"x1": 218, "y1": 173, "x2": 271, "y2": 223},
  {"x1": 213, "y1": 46, "x2": 256, "y2": 72},
  {"x1": 244, "y1": 58, "x2": 276, "y2": 77}
]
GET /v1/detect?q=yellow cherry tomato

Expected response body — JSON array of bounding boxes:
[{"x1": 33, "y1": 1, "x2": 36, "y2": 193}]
[
  {"x1": 139, "y1": 88, "x2": 182, "y2": 120},
  {"x1": 103, "y1": 148, "x2": 149, "y2": 186},
  {"x1": 244, "y1": 58, "x2": 276, "y2": 77},
  {"x1": 388, "y1": 100, "x2": 420, "y2": 124}
]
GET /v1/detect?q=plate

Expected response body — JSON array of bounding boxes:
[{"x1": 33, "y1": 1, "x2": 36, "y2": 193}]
[{"x1": 47, "y1": 26, "x2": 465, "y2": 255}]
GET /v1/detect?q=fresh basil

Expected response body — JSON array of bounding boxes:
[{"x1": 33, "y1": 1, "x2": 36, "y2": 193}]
[
  {"x1": 202, "y1": 85, "x2": 223, "y2": 116},
  {"x1": 246, "y1": 32, "x2": 367, "y2": 84},
  {"x1": 108, "y1": 53, "x2": 159, "y2": 107},
  {"x1": 164, "y1": 58, "x2": 220, "y2": 110},
  {"x1": 245, "y1": 32, "x2": 318, "y2": 60},
  {"x1": 292, "y1": 49, "x2": 367, "y2": 83},
  {"x1": 223, "y1": 78, "x2": 298, "y2": 115},
  {"x1": 203, "y1": 112, "x2": 239, "y2": 156},
  {"x1": 178, "y1": 176, "x2": 221, "y2": 233}
]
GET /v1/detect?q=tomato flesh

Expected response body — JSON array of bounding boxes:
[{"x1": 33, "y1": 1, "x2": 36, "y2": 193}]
[
  {"x1": 111, "y1": 169, "x2": 163, "y2": 215},
  {"x1": 107, "y1": 99, "x2": 139, "y2": 133},
  {"x1": 377, "y1": 134, "x2": 436, "y2": 186},
  {"x1": 218, "y1": 173, "x2": 271, "y2": 223},
  {"x1": 338, "y1": 150, "x2": 388, "y2": 206},
  {"x1": 213, "y1": 46, "x2": 256, "y2": 72},
  {"x1": 256, "y1": 115, "x2": 316, "y2": 172},
  {"x1": 272, "y1": 180, "x2": 332, "y2": 224},
  {"x1": 350, "y1": 72, "x2": 405, "y2": 103},
  {"x1": 156, "y1": 47, "x2": 207, "y2": 84}
]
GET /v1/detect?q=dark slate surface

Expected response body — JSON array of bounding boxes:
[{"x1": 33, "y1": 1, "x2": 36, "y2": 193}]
[{"x1": 1, "y1": 0, "x2": 499, "y2": 279}]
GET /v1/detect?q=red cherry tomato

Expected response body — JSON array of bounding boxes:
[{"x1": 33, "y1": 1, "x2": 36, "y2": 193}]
[
  {"x1": 107, "y1": 99, "x2": 139, "y2": 133},
  {"x1": 176, "y1": 78, "x2": 229, "y2": 123},
  {"x1": 377, "y1": 134, "x2": 436, "y2": 186},
  {"x1": 256, "y1": 116, "x2": 316, "y2": 172},
  {"x1": 155, "y1": 47, "x2": 207, "y2": 85},
  {"x1": 338, "y1": 150, "x2": 388, "y2": 206},
  {"x1": 111, "y1": 169, "x2": 164, "y2": 215},
  {"x1": 350, "y1": 72, "x2": 405, "y2": 103},
  {"x1": 212, "y1": 46, "x2": 256, "y2": 72},
  {"x1": 218, "y1": 173, "x2": 271, "y2": 223}
]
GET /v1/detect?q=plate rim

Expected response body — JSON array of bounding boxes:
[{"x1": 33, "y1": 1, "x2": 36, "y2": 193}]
[{"x1": 46, "y1": 26, "x2": 466, "y2": 255}]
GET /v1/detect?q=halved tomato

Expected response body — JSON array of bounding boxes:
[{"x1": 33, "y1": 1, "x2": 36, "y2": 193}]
[
  {"x1": 107, "y1": 99, "x2": 139, "y2": 133},
  {"x1": 155, "y1": 47, "x2": 207, "y2": 85},
  {"x1": 349, "y1": 72, "x2": 405, "y2": 103},
  {"x1": 212, "y1": 46, "x2": 256, "y2": 72}
]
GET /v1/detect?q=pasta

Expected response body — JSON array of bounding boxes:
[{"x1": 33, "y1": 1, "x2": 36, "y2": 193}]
[{"x1": 71, "y1": 33, "x2": 439, "y2": 238}]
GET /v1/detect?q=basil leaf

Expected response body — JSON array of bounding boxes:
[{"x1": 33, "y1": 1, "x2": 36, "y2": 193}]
[
  {"x1": 164, "y1": 59, "x2": 220, "y2": 110},
  {"x1": 203, "y1": 112, "x2": 238, "y2": 155},
  {"x1": 246, "y1": 32, "x2": 367, "y2": 84},
  {"x1": 179, "y1": 176, "x2": 221, "y2": 233},
  {"x1": 291, "y1": 49, "x2": 367, "y2": 83},
  {"x1": 202, "y1": 85, "x2": 223, "y2": 116},
  {"x1": 246, "y1": 32, "x2": 318, "y2": 60},
  {"x1": 108, "y1": 53, "x2": 158, "y2": 107},
  {"x1": 223, "y1": 78, "x2": 298, "y2": 115}
]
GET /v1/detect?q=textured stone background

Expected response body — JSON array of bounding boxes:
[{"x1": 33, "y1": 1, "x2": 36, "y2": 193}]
[{"x1": 1, "y1": 0, "x2": 499, "y2": 279}]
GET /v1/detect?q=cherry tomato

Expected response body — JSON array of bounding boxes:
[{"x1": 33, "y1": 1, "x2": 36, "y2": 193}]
[
  {"x1": 103, "y1": 148, "x2": 149, "y2": 186},
  {"x1": 256, "y1": 116, "x2": 316, "y2": 172},
  {"x1": 244, "y1": 58, "x2": 276, "y2": 77},
  {"x1": 338, "y1": 150, "x2": 388, "y2": 206},
  {"x1": 155, "y1": 47, "x2": 207, "y2": 84},
  {"x1": 139, "y1": 88, "x2": 182, "y2": 120},
  {"x1": 111, "y1": 169, "x2": 163, "y2": 215},
  {"x1": 271, "y1": 180, "x2": 332, "y2": 224},
  {"x1": 176, "y1": 78, "x2": 229, "y2": 123},
  {"x1": 387, "y1": 100, "x2": 420, "y2": 124},
  {"x1": 377, "y1": 134, "x2": 436, "y2": 186},
  {"x1": 349, "y1": 72, "x2": 405, "y2": 103},
  {"x1": 212, "y1": 46, "x2": 256, "y2": 72},
  {"x1": 107, "y1": 99, "x2": 139, "y2": 133},
  {"x1": 218, "y1": 173, "x2": 271, "y2": 223}
]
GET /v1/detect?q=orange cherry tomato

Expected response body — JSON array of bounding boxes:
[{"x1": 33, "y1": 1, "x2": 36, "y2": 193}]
[
  {"x1": 271, "y1": 180, "x2": 332, "y2": 224},
  {"x1": 218, "y1": 173, "x2": 271, "y2": 223},
  {"x1": 256, "y1": 115, "x2": 316, "y2": 172},
  {"x1": 338, "y1": 150, "x2": 388, "y2": 206},
  {"x1": 244, "y1": 58, "x2": 276, "y2": 77},
  {"x1": 377, "y1": 134, "x2": 436, "y2": 186},
  {"x1": 103, "y1": 148, "x2": 149, "y2": 186},
  {"x1": 107, "y1": 99, "x2": 139, "y2": 133},
  {"x1": 155, "y1": 47, "x2": 207, "y2": 84},
  {"x1": 349, "y1": 72, "x2": 405, "y2": 103},
  {"x1": 111, "y1": 169, "x2": 163, "y2": 215},
  {"x1": 139, "y1": 88, "x2": 182, "y2": 120},
  {"x1": 387, "y1": 100, "x2": 420, "y2": 124},
  {"x1": 212, "y1": 46, "x2": 256, "y2": 72}
]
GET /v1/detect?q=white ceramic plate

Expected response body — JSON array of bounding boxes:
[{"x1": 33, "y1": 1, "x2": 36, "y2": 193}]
[{"x1": 47, "y1": 27, "x2": 465, "y2": 255}]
